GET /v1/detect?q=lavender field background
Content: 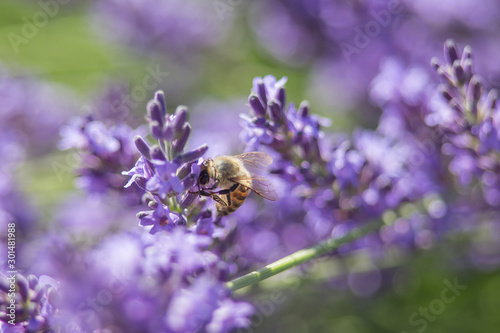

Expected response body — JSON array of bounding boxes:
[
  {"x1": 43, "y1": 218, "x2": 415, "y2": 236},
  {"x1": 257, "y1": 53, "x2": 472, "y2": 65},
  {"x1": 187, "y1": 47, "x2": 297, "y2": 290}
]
[{"x1": 1, "y1": 0, "x2": 500, "y2": 332}]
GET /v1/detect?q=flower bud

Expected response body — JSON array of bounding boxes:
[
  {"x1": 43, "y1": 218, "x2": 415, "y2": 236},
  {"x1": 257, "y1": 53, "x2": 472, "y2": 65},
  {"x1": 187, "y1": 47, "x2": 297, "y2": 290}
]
[
  {"x1": 148, "y1": 100, "x2": 164, "y2": 129},
  {"x1": 134, "y1": 136, "x2": 152, "y2": 160},
  {"x1": 298, "y1": 101, "x2": 310, "y2": 118},
  {"x1": 461, "y1": 45, "x2": 473, "y2": 63},
  {"x1": 249, "y1": 94, "x2": 266, "y2": 117},
  {"x1": 173, "y1": 106, "x2": 188, "y2": 135},
  {"x1": 150, "y1": 121, "x2": 164, "y2": 140},
  {"x1": 439, "y1": 85, "x2": 453, "y2": 102},
  {"x1": 181, "y1": 175, "x2": 197, "y2": 192},
  {"x1": 444, "y1": 39, "x2": 458, "y2": 65},
  {"x1": 135, "y1": 176, "x2": 148, "y2": 190},
  {"x1": 136, "y1": 211, "x2": 151, "y2": 219},
  {"x1": 430, "y1": 57, "x2": 441, "y2": 72},
  {"x1": 16, "y1": 274, "x2": 29, "y2": 301},
  {"x1": 179, "y1": 192, "x2": 197, "y2": 209},
  {"x1": 176, "y1": 144, "x2": 208, "y2": 164},
  {"x1": 154, "y1": 90, "x2": 167, "y2": 116},
  {"x1": 463, "y1": 59, "x2": 472, "y2": 80},
  {"x1": 452, "y1": 60, "x2": 466, "y2": 85},
  {"x1": 256, "y1": 79, "x2": 268, "y2": 106},
  {"x1": 467, "y1": 76, "x2": 482, "y2": 115},
  {"x1": 177, "y1": 162, "x2": 193, "y2": 179},
  {"x1": 437, "y1": 67, "x2": 454, "y2": 86},
  {"x1": 485, "y1": 89, "x2": 498, "y2": 112},
  {"x1": 164, "y1": 125, "x2": 174, "y2": 142},
  {"x1": 276, "y1": 87, "x2": 286, "y2": 109},
  {"x1": 27, "y1": 275, "x2": 38, "y2": 289},
  {"x1": 173, "y1": 124, "x2": 191, "y2": 155},
  {"x1": 269, "y1": 100, "x2": 285, "y2": 126}
]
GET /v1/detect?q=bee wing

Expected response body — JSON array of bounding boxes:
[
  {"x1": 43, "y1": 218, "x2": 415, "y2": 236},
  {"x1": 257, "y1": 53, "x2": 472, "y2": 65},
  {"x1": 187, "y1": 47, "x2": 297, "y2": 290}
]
[
  {"x1": 232, "y1": 152, "x2": 278, "y2": 201},
  {"x1": 233, "y1": 152, "x2": 273, "y2": 175}
]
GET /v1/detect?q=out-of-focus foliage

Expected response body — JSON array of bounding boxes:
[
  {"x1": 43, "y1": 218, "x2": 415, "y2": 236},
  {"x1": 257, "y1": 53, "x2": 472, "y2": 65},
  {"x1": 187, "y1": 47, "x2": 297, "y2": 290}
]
[{"x1": 1, "y1": 0, "x2": 500, "y2": 332}]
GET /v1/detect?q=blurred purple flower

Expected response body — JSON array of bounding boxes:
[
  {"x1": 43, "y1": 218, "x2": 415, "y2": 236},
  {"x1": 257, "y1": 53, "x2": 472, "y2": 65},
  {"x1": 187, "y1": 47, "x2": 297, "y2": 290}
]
[
  {"x1": 92, "y1": 0, "x2": 226, "y2": 55},
  {"x1": 59, "y1": 113, "x2": 146, "y2": 198},
  {"x1": 206, "y1": 299, "x2": 254, "y2": 333},
  {"x1": 431, "y1": 40, "x2": 500, "y2": 202},
  {"x1": 189, "y1": 99, "x2": 248, "y2": 156},
  {"x1": 0, "y1": 64, "x2": 75, "y2": 158},
  {"x1": 28, "y1": 227, "x2": 253, "y2": 332},
  {"x1": 250, "y1": 0, "x2": 500, "y2": 115},
  {"x1": 329, "y1": 141, "x2": 365, "y2": 189},
  {"x1": 165, "y1": 277, "x2": 224, "y2": 332},
  {"x1": 0, "y1": 273, "x2": 60, "y2": 329},
  {"x1": 54, "y1": 193, "x2": 138, "y2": 238}
]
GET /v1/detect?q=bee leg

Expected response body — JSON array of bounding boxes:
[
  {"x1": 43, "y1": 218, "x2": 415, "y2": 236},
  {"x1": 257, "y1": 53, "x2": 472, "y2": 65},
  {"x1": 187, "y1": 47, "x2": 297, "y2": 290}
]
[
  {"x1": 189, "y1": 190, "x2": 213, "y2": 197},
  {"x1": 214, "y1": 189, "x2": 231, "y2": 206},
  {"x1": 218, "y1": 184, "x2": 239, "y2": 206}
]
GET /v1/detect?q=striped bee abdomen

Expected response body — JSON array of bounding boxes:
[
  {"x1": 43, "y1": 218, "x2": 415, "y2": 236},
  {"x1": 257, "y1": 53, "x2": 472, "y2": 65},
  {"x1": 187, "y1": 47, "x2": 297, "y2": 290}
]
[{"x1": 216, "y1": 185, "x2": 250, "y2": 216}]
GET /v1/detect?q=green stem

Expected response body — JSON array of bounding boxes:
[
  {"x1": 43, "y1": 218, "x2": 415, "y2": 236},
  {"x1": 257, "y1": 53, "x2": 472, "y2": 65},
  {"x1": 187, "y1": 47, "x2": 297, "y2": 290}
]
[
  {"x1": 226, "y1": 220, "x2": 383, "y2": 292},
  {"x1": 159, "y1": 139, "x2": 167, "y2": 157}
]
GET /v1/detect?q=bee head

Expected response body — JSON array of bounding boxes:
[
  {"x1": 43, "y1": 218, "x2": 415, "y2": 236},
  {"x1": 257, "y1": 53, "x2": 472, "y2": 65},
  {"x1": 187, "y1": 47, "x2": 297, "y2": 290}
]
[
  {"x1": 198, "y1": 170, "x2": 210, "y2": 186},
  {"x1": 198, "y1": 159, "x2": 214, "y2": 186}
]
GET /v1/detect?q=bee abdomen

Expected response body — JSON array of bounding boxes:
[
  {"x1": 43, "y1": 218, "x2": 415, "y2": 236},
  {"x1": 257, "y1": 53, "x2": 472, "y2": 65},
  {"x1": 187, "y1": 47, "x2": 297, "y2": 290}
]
[
  {"x1": 234, "y1": 192, "x2": 248, "y2": 201},
  {"x1": 216, "y1": 186, "x2": 249, "y2": 216},
  {"x1": 216, "y1": 203, "x2": 238, "y2": 216}
]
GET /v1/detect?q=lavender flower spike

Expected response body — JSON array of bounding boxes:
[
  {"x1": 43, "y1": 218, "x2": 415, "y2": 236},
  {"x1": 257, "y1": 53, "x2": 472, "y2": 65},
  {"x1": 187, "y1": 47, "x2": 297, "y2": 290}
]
[
  {"x1": 123, "y1": 90, "x2": 215, "y2": 234},
  {"x1": 430, "y1": 39, "x2": 500, "y2": 205}
]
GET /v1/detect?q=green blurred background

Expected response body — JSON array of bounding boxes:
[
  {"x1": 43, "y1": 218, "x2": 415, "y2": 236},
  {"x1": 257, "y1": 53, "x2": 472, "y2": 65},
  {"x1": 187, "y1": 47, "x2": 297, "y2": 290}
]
[{"x1": 1, "y1": 1, "x2": 499, "y2": 332}]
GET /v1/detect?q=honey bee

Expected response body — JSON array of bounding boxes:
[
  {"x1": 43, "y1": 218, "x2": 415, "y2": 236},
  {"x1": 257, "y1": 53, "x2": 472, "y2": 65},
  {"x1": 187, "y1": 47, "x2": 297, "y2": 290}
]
[{"x1": 192, "y1": 152, "x2": 278, "y2": 216}]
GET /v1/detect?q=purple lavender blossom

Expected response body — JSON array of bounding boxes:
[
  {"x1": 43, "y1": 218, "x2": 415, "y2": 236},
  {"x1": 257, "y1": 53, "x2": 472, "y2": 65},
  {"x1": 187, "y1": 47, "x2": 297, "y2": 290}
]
[
  {"x1": 430, "y1": 40, "x2": 500, "y2": 203},
  {"x1": 249, "y1": 0, "x2": 500, "y2": 114},
  {"x1": 206, "y1": 299, "x2": 254, "y2": 333},
  {"x1": 122, "y1": 91, "x2": 214, "y2": 235},
  {"x1": 165, "y1": 277, "x2": 225, "y2": 332},
  {"x1": 0, "y1": 273, "x2": 60, "y2": 329},
  {"x1": 28, "y1": 228, "x2": 254, "y2": 332},
  {"x1": 146, "y1": 159, "x2": 184, "y2": 198},
  {"x1": 59, "y1": 98, "x2": 146, "y2": 198},
  {"x1": 137, "y1": 197, "x2": 186, "y2": 234},
  {"x1": 231, "y1": 71, "x2": 446, "y2": 275},
  {"x1": 241, "y1": 75, "x2": 328, "y2": 166}
]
